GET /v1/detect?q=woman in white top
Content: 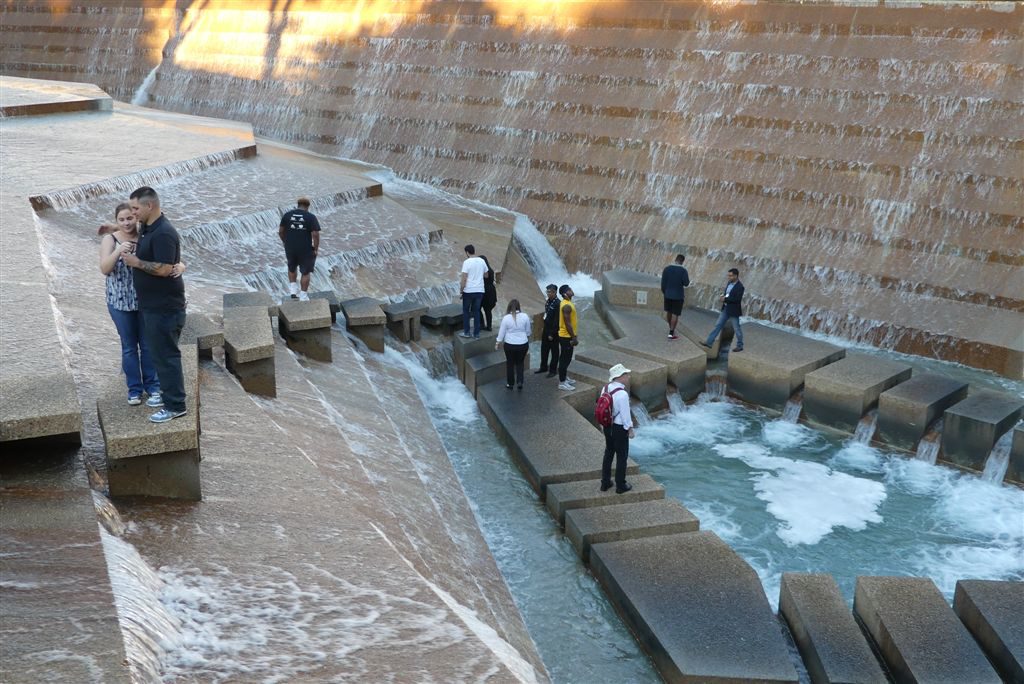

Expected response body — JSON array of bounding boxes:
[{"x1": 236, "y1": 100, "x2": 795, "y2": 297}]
[{"x1": 495, "y1": 299, "x2": 532, "y2": 390}]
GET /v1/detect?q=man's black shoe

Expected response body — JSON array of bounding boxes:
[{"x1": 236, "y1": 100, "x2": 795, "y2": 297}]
[
  {"x1": 534, "y1": 368, "x2": 547, "y2": 374},
  {"x1": 615, "y1": 483, "x2": 633, "y2": 494},
  {"x1": 732, "y1": 347, "x2": 744, "y2": 352},
  {"x1": 546, "y1": 372, "x2": 557, "y2": 378},
  {"x1": 699, "y1": 341, "x2": 711, "y2": 348},
  {"x1": 600, "y1": 481, "x2": 613, "y2": 492}
]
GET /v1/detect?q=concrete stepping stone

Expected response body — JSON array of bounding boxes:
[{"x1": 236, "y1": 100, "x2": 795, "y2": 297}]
[
  {"x1": 940, "y1": 390, "x2": 1024, "y2": 472},
  {"x1": 953, "y1": 579, "x2": 1024, "y2": 683},
  {"x1": 600, "y1": 269, "x2": 662, "y2": 310},
  {"x1": 877, "y1": 373, "x2": 969, "y2": 451},
  {"x1": 727, "y1": 323, "x2": 846, "y2": 411},
  {"x1": 180, "y1": 312, "x2": 223, "y2": 359},
  {"x1": 1009, "y1": 424, "x2": 1024, "y2": 484},
  {"x1": 608, "y1": 334, "x2": 706, "y2": 401},
  {"x1": 466, "y1": 351, "x2": 531, "y2": 397},
  {"x1": 591, "y1": 532, "x2": 798, "y2": 683},
  {"x1": 676, "y1": 307, "x2": 731, "y2": 360},
  {"x1": 545, "y1": 474, "x2": 665, "y2": 526},
  {"x1": 97, "y1": 343, "x2": 201, "y2": 500},
  {"x1": 804, "y1": 354, "x2": 912, "y2": 433},
  {"x1": 779, "y1": 573, "x2": 887, "y2": 684},
  {"x1": 565, "y1": 498, "x2": 699, "y2": 562},
  {"x1": 383, "y1": 299, "x2": 428, "y2": 342},
  {"x1": 278, "y1": 299, "x2": 332, "y2": 362},
  {"x1": 223, "y1": 290, "x2": 277, "y2": 317},
  {"x1": 307, "y1": 290, "x2": 340, "y2": 323},
  {"x1": 477, "y1": 379, "x2": 638, "y2": 497},
  {"x1": 0, "y1": 371, "x2": 81, "y2": 445},
  {"x1": 340, "y1": 296, "x2": 387, "y2": 353},
  {"x1": 454, "y1": 330, "x2": 498, "y2": 380},
  {"x1": 576, "y1": 346, "x2": 668, "y2": 411},
  {"x1": 422, "y1": 302, "x2": 463, "y2": 335},
  {"x1": 223, "y1": 306, "x2": 276, "y2": 397},
  {"x1": 854, "y1": 576, "x2": 1000, "y2": 683}
]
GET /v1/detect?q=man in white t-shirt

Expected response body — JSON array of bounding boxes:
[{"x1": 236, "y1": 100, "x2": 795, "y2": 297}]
[{"x1": 459, "y1": 244, "x2": 487, "y2": 338}]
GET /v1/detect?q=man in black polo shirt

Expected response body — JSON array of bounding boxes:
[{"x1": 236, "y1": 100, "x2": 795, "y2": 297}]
[
  {"x1": 122, "y1": 186, "x2": 188, "y2": 423},
  {"x1": 279, "y1": 197, "x2": 321, "y2": 301}
]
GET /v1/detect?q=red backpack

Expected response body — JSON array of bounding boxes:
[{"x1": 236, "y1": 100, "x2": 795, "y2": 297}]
[{"x1": 595, "y1": 385, "x2": 625, "y2": 427}]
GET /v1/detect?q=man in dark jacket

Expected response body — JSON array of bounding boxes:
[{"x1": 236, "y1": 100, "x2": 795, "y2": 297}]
[
  {"x1": 660, "y1": 254, "x2": 690, "y2": 340},
  {"x1": 534, "y1": 283, "x2": 561, "y2": 377},
  {"x1": 703, "y1": 268, "x2": 745, "y2": 352}
]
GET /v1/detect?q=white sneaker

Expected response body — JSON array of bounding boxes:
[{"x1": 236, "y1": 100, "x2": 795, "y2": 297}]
[
  {"x1": 566, "y1": 378, "x2": 577, "y2": 386},
  {"x1": 289, "y1": 282, "x2": 300, "y2": 297},
  {"x1": 558, "y1": 381, "x2": 573, "y2": 391},
  {"x1": 298, "y1": 291, "x2": 309, "y2": 301}
]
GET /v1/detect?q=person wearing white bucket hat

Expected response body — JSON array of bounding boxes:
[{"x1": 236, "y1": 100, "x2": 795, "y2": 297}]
[{"x1": 599, "y1": 363, "x2": 635, "y2": 494}]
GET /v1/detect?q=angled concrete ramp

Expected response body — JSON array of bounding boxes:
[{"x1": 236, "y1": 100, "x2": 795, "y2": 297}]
[
  {"x1": 545, "y1": 474, "x2": 664, "y2": 526},
  {"x1": 854, "y1": 576, "x2": 1000, "y2": 683},
  {"x1": 779, "y1": 573, "x2": 887, "y2": 684},
  {"x1": 566, "y1": 499, "x2": 699, "y2": 563},
  {"x1": 591, "y1": 532, "x2": 798, "y2": 683},
  {"x1": 953, "y1": 580, "x2": 1024, "y2": 683},
  {"x1": 575, "y1": 346, "x2": 668, "y2": 411}
]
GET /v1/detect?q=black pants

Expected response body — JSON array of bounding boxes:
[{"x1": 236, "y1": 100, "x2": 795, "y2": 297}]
[
  {"x1": 538, "y1": 334, "x2": 560, "y2": 372},
  {"x1": 142, "y1": 308, "x2": 187, "y2": 412},
  {"x1": 503, "y1": 342, "x2": 528, "y2": 386},
  {"x1": 483, "y1": 305, "x2": 495, "y2": 331},
  {"x1": 557, "y1": 337, "x2": 574, "y2": 381},
  {"x1": 602, "y1": 424, "x2": 630, "y2": 489}
]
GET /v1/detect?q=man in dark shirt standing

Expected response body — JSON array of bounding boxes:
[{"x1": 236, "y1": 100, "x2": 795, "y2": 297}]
[
  {"x1": 534, "y1": 283, "x2": 561, "y2": 378},
  {"x1": 660, "y1": 253, "x2": 690, "y2": 340},
  {"x1": 122, "y1": 186, "x2": 188, "y2": 423},
  {"x1": 279, "y1": 197, "x2": 321, "y2": 301}
]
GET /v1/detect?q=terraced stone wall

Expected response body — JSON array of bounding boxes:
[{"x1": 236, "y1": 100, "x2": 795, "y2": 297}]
[{"x1": 3, "y1": 0, "x2": 1021, "y2": 376}]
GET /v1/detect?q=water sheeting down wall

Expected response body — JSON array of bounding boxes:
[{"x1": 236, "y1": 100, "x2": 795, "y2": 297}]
[{"x1": 3, "y1": 0, "x2": 1021, "y2": 376}]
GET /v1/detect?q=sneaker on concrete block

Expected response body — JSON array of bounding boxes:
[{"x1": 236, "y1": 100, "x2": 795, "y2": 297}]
[
  {"x1": 566, "y1": 378, "x2": 577, "y2": 386},
  {"x1": 298, "y1": 291, "x2": 309, "y2": 301},
  {"x1": 127, "y1": 395, "x2": 142, "y2": 406},
  {"x1": 289, "y1": 282, "x2": 299, "y2": 297},
  {"x1": 146, "y1": 392, "x2": 163, "y2": 408},
  {"x1": 558, "y1": 381, "x2": 573, "y2": 391},
  {"x1": 668, "y1": 333, "x2": 679, "y2": 340},
  {"x1": 149, "y1": 408, "x2": 187, "y2": 424},
  {"x1": 457, "y1": 332, "x2": 473, "y2": 338}
]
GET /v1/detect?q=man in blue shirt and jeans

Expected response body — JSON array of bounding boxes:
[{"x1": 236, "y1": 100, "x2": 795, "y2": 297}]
[{"x1": 122, "y1": 186, "x2": 188, "y2": 423}]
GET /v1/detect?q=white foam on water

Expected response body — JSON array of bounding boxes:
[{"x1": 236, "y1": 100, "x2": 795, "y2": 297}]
[
  {"x1": 389, "y1": 347, "x2": 479, "y2": 425},
  {"x1": 830, "y1": 441, "x2": 887, "y2": 474},
  {"x1": 633, "y1": 395, "x2": 746, "y2": 453},
  {"x1": 714, "y1": 443, "x2": 887, "y2": 546},
  {"x1": 762, "y1": 419, "x2": 819, "y2": 451}
]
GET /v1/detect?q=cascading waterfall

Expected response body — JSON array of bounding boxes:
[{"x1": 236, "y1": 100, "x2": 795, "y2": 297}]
[
  {"x1": 131, "y1": 63, "x2": 160, "y2": 107},
  {"x1": 667, "y1": 393, "x2": 686, "y2": 415},
  {"x1": 631, "y1": 400, "x2": 653, "y2": 427},
  {"x1": 781, "y1": 392, "x2": 803, "y2": 423},
  {"x1": 511, "y1": 215, "x2": 601, "y2": 297},
  {"x1": 981, "y1": 427, "x2": 1017, "y2": 483},
  {"x1": 915, "y1": 419, "x2": 944, "y2": 464},
  {"x1": 704, "y1": 370, "x2": 728, "y2": 401},
  {"x1": 853, "y1": 410, "x2": 879, "y2": 445}
]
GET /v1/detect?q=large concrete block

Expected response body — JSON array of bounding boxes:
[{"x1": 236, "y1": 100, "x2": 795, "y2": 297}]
[
  {"x1": 727, "y1": 324, "x2": 846, "y2": 411},
  {"x1": 778, "y1": 573, "x2": 887, "y2": 684},
  {"x1": 466, "y1": 351, "x2": 531, "y2": 397},
  {"x1": 278, "y1": 299, "x2": 332, "y2": 362},
  {"x1": 591, "y1": 532, "x2": 798, "y2": 683},
  {"x1": 0, "y1": 371, "x2": 81, "y2": 445},
  {"x1": 422, "y1": 302, "x2": 463, "y2": 335},
  {"x1": 180, "y1": 313, "x2": 223, "y2": 359},
  {"x1": 677, "y1": 307, "x2": 731, "y2": 361},
  {"x1": 453, "y1": 330, "x2": 498, "y2": 381},
  {"x1": 223, "y1": 291, "x2": 277, "y2": 317},
  {"x1": 382, "y1": 300, "x2": 429, "y2": 342},
  {"x1": 306, "y1": 290, "x2": 340, "y2": 323},
  {"x1": 601, "y1": 269, "x2": 661, "y2": 310},
  {"x1": 854, "y1": 576, "x2": 1000, "y2": 683},
  {"x1": 953, "y1": 580, "x2": 1024, "y2": 683},
  {"x1": 575, "y1": 346, "x2": 668, "y2": 411},
  {"x1": 224, "y1": 307, "x2": 276, "y2": 397},
  {"x1": 608, "y1": 334, "x2": 706, "y2": 401},
  {"x1": 940, "y1": 390, "x2": 1024, "y2": 472},
  {"x1": 340, "y1": 296, "x2": 386, "y2": 353},
  {"x1": 1008, "y1": 424, "x2": 1024, "y2": 485},
  {"x1": 877, "y1": 373, "x2": 969, "y2": 451},
  {"x1": 106, "y1": 449, "x2": 202, "y2": 500},
  {"x1": 566, "y1": 498, "x2": 699, "y2": 562},
  {"x1": 477, "y1": 380, "x2": 638, "y2": 497},
  {"x1": 545, "y1": 474, "x2": 665, "y2": 526},
  {"x1": 804, "y1": 354, "x2": 912, "y2": 433}
]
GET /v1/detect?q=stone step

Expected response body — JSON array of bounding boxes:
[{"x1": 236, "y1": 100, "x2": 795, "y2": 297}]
[
  {"x1": 307, "y1": 290, "x2": 340, "y2": 323},
  {"x1": 803, "y1": 354, "x2": 913, "y2": 434},
  {"x1": 778, "y1": 573, "x2": 887, "y2": 684},
  {"x1": 223, "y1": 291, "x2": 277, "y2": 317},
  {"x1": 854, "y1": 576, "x2": 1000, "y2": 683},
  {"x1": 466, "y1": 352, "x2": 532, "y2": 397},
  {"x1": 382, "y1": 299, "x2": 428, "y2": 342},
  {"x1": 607, "y1": 333, "x2": 705, "y2": 402},
  {"x1": 180, "y1": 312, "x2": 223, "y2": 359},
  {"x1": 453, "y1": 330, "x2": 499, "y2": 380},
  {"x1": 339, "y1": 296, "x2": 386, "y2": 353},
  {"x1": 477, "y1": 377, "x2": 638, "y2": 497},
  {"x1": 940, "y1": 390, "x2": 1024, "y2": 472},
  {"x1": 590, "y1": 532, "x2": 798, "y2": 683},
  {"x1": 877, "y1": 373, "x2": 968, "y2": 451},
  {"x1": 952, "y1": 580, "x2": 1024, "y2": 683},
  {"x1": 575, "y1": 346, "x2": 669, "y2": 412},
  {"x1": 0, "y1": 75, "x2": 110, "y2": 117},
  {"x1": 565, "y1": 498, "x2": 699, "y2": 562},
  {"x1": 223, "y1": 305, "x2": 276, "y2": 397},
  {"x1": 277, "y1": 299, "x2": 332, "y2": 362},
  {"x1": 545, "y1": 474, "x2": 665, "y2": 526}
]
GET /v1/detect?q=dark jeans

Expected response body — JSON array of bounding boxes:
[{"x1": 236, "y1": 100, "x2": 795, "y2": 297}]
[
  {"x1": 538, "y1": 333, "x2": 560, "y2": 372},
  {"x1": 142, "y1": 308, "x2": 187, "y2": 412},
  {"x1": 108, "y1": 304, "x2": 159, "y2": 397},
  {"x1": 462, "y1": 292, "x2": 483, "y2": 337},
  {"x1": 482, "y1": 305, "x2": 495, "y2": 331},
  {"x1": 503, "y1": 342, "x2": 528, "y2": 386},
  {"x1": 557, "y1": 336, "x2": 574, "y2": 382},
  {"x1": 602, "y1": 424, "x2": 630, "y2": 489}
]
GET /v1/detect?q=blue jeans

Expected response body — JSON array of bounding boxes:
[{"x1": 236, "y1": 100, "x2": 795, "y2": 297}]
[
  {"x1": 142, "y1": 309, "x2": 187, "y2": 413},
  {"x1": 706, "y1": 309, "x2": 743, "y2": 349},
  {"x1": 462, "y1": 292, "x2": 483, "y2": 337},
  {"x1": 108, "y1": 304, "x2": 159, "y2": 397}
]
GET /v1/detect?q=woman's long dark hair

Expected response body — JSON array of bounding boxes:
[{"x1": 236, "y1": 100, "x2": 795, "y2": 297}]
[{"x1": 505, "y1": 298, "x2": 521, "y2": 315}]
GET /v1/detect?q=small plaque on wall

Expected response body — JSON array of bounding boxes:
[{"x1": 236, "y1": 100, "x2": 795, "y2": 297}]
[{"x1": 636, "y1": 290, "x2": 647, "y2": 306}]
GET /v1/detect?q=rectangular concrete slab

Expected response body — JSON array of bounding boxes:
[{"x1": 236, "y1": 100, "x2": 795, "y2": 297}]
[
  {"x1": 477, "y1": 379, "x2": 638, "y2": 497},
  {"x1": 180, "y1": 313, "x2": 223, "y2": 352},
  {"x1": 454, "y1": 330, "x2": 498, "y2": 380},
  {"x1": 854, "y1": 576, "x2": 1000, "y2": 683},
  {"x1": 422, "y1": 302, "x2": 463, "y2": 326},
  {"x1": 223, "y1": 291, "x2": 277, "y2": 317},
  {"x1": 545, "y1": 474, "x2": 665, "y2": 526},
  {"x1": 576, "y1": 346, "x2": 668, "y2": 411},
  {"x1": 940, "y1": 390, "x2": 1024, "y2": 472},
  {"x1": 601, "y1": 269, "x2": 661, "y2": 310},
  {"x1": 223, "y1": 306, "x2": 275, "y2": 363},
  {"x1": 307, "y1": 290, "x2": 340, "y2": 322},
  {"x1": 727, "y1": 324, "x2": 846, "y2": 411},
  {"x1": 383, "y1": 299, "x2": 428, "y2": 342},
  {"x1": 804, "y1": 354, "x2": 913, "y2": 433},
  {"x1": 778, "y1": 573, "x2": 887, "y2": 684},
  {"x1": 608, "y1": 334, "x2": 706, "y2": 401},
  {"x1": 877, "y1": 373, "x2": 969, "y2": 451},
  {"x1": 339, "y1": 296, "x2": 386, "y2": 326},
  {"x1": 566, "y1": 498, "x2": 699, "y2": 562},
  {"x1": 278, "y1": 298, "x2": 331, "y2": 332},
  {"x1": 0, "y1": 371, "x2": 81, "y2": 444},
  {"x1": 953, "y1": 580, "x2": 1024, "y2": 683},
  {"x1": 591, "y1": 532, "x2": 798, "y2": 683},
  {"x1": 466, "y1": 351, "x2": 531, "y2": 397}
]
